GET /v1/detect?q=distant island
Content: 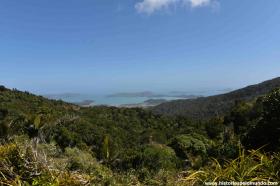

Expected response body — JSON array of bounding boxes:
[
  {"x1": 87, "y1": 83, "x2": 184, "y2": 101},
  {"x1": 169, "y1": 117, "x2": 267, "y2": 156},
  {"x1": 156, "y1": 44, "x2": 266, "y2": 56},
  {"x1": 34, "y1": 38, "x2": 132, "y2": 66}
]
[
  {"x1": 120, "y1": 98, "x2": 168, "y2": 108},
  {"x1": 73, "y1": 100, "x2": 95, "y2": 107},
  {"x1": 107, "y1": 91, "x2": 162, "y2": 98},
  {"x1": 107, "y1": 91, "x2": 202, "y2": 99}
]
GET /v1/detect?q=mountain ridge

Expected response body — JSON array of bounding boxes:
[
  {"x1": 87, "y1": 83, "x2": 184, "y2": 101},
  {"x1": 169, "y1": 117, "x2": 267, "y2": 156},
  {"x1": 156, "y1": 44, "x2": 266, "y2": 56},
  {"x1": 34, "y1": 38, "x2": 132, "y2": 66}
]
[{"x1": 152, "y1": 77, "x2": 280, "y2": 119}]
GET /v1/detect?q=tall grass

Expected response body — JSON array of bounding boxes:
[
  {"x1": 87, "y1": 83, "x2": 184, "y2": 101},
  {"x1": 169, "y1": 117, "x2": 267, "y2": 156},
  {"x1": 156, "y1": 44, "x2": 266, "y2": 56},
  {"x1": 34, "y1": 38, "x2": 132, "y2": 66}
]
[{"x1": 180, "y1": 148, "x2": 280, "y2": 185}]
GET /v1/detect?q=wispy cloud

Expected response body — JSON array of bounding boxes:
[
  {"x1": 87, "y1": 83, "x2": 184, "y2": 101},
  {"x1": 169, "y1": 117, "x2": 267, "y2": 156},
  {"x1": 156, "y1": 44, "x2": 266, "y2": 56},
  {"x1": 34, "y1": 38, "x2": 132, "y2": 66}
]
[{"x1": 135, "y1": 0, "x2": 216, "y2": 14}]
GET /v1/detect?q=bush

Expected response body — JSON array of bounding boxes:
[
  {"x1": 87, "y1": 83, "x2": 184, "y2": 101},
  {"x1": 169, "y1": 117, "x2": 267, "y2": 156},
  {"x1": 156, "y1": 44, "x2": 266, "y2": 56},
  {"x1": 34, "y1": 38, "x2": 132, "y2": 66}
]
[
  {"x1": 205, "y1": 117, "x2": 224, "y2": 140},
  {"x1": 141, "y1": 144, "x2": 179, "y2": 171},
  {"x1": 0, "y1": 138, "x2": 119, "y2": 185},
  {"x1": 244, "y1": 89, "x2": 280, "y2": 151},
  {"x1": 0, "y1": 142, "x2": 52, "y2": 185}
]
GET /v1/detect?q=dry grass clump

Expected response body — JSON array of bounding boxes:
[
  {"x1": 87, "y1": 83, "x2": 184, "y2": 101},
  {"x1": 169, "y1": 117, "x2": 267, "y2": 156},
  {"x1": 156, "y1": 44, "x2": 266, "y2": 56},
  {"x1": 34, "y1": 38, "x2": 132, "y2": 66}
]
[
  {"x1": 0, "y1": 136, "x2": 143, "y2": 186},
  {"x1": 0, "y1": 138, "x2": 93, "y2": 185}
]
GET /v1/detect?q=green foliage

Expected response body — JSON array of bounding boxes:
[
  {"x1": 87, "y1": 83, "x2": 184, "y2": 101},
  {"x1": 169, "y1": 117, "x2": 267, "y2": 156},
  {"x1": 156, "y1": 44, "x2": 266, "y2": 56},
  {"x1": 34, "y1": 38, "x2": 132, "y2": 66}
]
[
  {"x1": 101, "y1": 135, "x2": 110, "y2": 161},
  {"x1": 205, "y1": 117, "x2": 224, "y2": 139},
  {"x1": 169, "y1": 134, "x2": 213, "y2": 169},
  {"x1": 1, "y1": 85, "x2": 280, "y2": 184},
  {"x1": 0, "y1": 142, "x2": 51, "y2": 185},
  {"x1": 181, "y1": 149, "x2": 280, "y2": 185},
  {"x1": 63, "y1": 147, "x2": 116, "y2": 185},
  {"x1": 224, "y1": 100, "x2": 256, "y2": 136},
  {"x1": 244, "y1": 88, "x2": 280, "y2": 151},
  {"x1": 218, "y1": 142, "x2": 240, "y2": 159},
  {"x1": 141, "y1": 144, "x2": 179, "y2": 171},
  {"x1": 52, "y1": 126, "x2": 80, "y2": 149},
  {"x1": 0, "y1": 109, "x2": 8, "y2": 138},
  {"x1": 65, "y1": 147, "x2": 95, "y2": 172},
  {"x1": 169, "y1": 134, "x2": 210, "y2": 158},
  {"x1": 0, "y1": 137, "x2": 140, "y2": 185},
  {"x1": 33, "y1": 115, "x2": 42, "y2": 129},
  {"x1": 141, "y1": 169, "x2": 178, "y2": 186}
]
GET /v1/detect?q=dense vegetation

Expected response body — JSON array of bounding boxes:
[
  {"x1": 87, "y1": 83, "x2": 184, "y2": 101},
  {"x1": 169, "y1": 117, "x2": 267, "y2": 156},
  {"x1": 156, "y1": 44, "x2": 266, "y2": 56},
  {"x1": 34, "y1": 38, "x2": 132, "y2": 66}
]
[
  {"x1": 152, "y1": 77, "x2": 280, "y2": 119},
  {"x1": 0, "y1": 82, "x2": 280, "y2": 185}
]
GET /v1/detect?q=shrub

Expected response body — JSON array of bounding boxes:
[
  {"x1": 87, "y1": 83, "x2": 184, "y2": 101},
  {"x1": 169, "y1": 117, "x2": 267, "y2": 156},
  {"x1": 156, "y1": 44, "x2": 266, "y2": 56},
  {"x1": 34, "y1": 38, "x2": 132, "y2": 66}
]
[
  {"x1": 0, "y1": 142, "x2": 52, "y2": 185},
  {"x1": 169, "y1": 133, "x2": 212, "y2": 169},
  {"x1": 141, "y1": 144, "x2": 179, "y2": 172},
  {"x1": 0, "y1": 139, "x2": 119, "y2": 185},
  {"x1": 244, "y1": 89, "x2": 280, "y2": 151},
  {"x1": 205, "y1": 117, "x2": 224, "y2": 140}
]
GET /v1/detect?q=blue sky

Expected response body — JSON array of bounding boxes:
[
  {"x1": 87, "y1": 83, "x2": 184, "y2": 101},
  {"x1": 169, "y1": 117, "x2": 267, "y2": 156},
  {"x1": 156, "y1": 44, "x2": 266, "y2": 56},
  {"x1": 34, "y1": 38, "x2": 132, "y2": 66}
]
[{"x1": 0, "y1": 0, "x2": 280, "y2": 94}]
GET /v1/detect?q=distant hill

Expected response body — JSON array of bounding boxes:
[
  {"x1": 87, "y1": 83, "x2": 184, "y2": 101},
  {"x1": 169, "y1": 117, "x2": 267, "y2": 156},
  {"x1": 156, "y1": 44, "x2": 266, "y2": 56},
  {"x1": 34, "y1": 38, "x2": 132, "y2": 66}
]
[
  {"x1": 44, "y1": 93, "x2": 81, "y2": 100},
  {"x1": 152, "y1": 77, "x2": 280, "y2": 119}
]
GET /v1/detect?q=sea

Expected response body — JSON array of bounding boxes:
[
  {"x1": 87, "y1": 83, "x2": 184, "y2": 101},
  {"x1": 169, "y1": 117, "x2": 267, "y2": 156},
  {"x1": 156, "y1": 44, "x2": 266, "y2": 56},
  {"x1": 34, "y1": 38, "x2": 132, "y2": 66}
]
[
  {"x1": 45, "y1": 89, "x2": 231, "y2": 106},
  {"x1": 51, "y1": 95, "x2": 185, "y2": 106}
]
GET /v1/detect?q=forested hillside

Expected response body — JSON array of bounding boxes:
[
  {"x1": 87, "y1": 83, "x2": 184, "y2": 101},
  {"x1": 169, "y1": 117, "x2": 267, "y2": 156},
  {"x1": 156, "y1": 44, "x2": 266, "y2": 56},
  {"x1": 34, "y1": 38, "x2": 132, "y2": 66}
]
[
  {"x1": 0, "y1": 84, "x2": 280, "y2": 185},
  {"x1": 152, "y1": 77, "x2": 280, "y2": 119}
]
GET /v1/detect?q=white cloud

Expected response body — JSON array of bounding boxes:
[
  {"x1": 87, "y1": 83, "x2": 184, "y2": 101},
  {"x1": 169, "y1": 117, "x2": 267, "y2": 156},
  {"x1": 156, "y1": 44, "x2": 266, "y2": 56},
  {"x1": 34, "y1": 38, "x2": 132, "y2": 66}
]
[
  {"x1": 135, "y1": 0, "x2": 215, "y2": 14},
  {"x1": 135, "y1": 0, "x2": 178, "y2": 14},
  {"x1": 188, "y1": 0, "x2": 211, "y2": 7}
]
